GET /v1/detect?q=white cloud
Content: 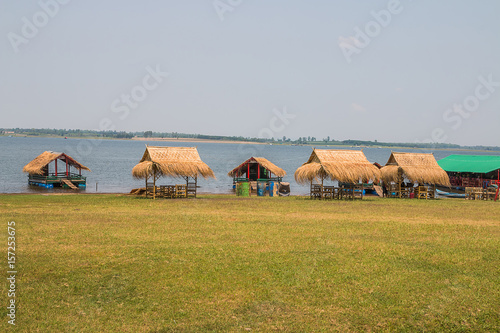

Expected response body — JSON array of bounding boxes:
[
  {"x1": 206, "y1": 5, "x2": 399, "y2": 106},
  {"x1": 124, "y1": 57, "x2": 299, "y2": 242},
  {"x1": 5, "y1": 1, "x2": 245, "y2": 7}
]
[
  {"x1": 350, "y1": 103, "x2": 367, "y2": 112},
  {"x1": 338, "y1": 35, "x2": 361, "y2": 48}
]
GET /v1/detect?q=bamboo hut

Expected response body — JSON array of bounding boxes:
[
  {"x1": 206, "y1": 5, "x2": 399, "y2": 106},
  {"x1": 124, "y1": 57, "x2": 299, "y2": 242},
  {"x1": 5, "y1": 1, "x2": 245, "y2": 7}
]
[
  {"x1": 131, "y1": 146, "x2": 215, "y2": 199},
  {"x1": 23, "y1": 151, "x2": 91, "y2": 189},
  {"x1": 380, "y1": 152, "x2": 450, "y2": 199},
  {"x1": 294, "y1": 149, "x2": 380, "y2": 200},
  {"x1": 228, "y1": 157, "x2": 286, "y2": 196}
]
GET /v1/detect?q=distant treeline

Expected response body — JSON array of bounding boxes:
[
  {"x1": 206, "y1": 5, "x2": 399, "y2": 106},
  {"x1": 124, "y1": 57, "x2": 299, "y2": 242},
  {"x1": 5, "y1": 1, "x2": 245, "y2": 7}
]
[
  {"x1": 2, "y1": 128, "x2": 134, "y2": 139},
  {"x1": 2, "y1": 128, "x2": 499, "y2": 151}
]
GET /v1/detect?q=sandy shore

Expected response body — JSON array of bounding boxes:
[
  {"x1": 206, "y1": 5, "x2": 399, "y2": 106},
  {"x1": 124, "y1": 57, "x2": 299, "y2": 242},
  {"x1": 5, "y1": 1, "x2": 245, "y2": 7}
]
[{"x1": 132, "y1": 137, "x2": 266, "y2": 145}]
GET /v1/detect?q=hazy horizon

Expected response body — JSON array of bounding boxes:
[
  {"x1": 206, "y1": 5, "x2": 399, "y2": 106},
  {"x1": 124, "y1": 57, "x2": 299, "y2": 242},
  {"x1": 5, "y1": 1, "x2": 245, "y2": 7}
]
[{"x1": 1, "y1": 1, "x2": 499, "y2": 146}]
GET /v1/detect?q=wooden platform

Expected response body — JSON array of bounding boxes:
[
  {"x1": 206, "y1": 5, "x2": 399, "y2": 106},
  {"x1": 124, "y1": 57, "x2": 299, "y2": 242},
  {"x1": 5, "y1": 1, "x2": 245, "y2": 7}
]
[
  {"x1": 130, "y1": 184, "x2": 196, "y2": 199},
  {"x1": 310, "y1": 184, "x2": 364, "y2": 200}
]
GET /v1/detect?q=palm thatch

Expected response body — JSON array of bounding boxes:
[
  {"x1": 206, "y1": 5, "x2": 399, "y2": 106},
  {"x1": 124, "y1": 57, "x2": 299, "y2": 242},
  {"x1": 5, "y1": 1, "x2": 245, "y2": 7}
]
[
  {"x1": 132, "y1": 146, "x2": 215, "y2": 180},
  {"x1": 380, "y1": 152, "x2": 451, "y2": 186},
  {"x1": 294, "y1": 149, "x2": 380, "y2": 184},
  {"x1": 227, "y1": 157, "x2": 286, "y2": 178},
  {"x1": 23, "y1": 151, "x2": 91, "y2": 175}
]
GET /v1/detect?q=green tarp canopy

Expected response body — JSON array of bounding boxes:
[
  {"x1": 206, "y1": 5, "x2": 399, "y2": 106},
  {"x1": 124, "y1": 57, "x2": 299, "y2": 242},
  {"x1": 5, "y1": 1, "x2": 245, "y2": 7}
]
[{"x1": 438, "y1": 155, "x2": 500, "y2": 174}]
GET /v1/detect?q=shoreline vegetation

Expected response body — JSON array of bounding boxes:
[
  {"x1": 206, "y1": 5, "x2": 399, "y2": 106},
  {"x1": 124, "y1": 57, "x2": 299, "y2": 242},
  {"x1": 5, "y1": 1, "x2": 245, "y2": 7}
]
[
  {"x1": 1, "y1": 194, "x2": 498, "y2": 331},
  {"x1": 2, "y1": 127, "x2": 499, "y2": 152}
]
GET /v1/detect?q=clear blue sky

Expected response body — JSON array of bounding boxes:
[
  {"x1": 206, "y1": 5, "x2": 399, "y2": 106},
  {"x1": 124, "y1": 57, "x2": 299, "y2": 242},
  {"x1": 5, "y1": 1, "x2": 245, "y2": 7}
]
[{"x1": 1, "y1": 0, "x2": 499, "y2": 145}]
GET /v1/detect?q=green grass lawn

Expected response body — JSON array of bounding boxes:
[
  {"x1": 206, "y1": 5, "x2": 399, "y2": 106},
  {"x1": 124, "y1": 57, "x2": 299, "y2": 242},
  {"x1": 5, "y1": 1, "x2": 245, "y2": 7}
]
[{"x1": 1, "y1": 194, "x2": 499, "y2": 332}]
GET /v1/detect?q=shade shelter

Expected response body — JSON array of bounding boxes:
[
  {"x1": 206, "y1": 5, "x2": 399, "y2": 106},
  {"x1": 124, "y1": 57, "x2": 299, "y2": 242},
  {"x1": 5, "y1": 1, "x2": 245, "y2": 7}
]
[
  {"x1": 294, "y1": 149, "x2": 380, "y2": 200},
  {"x1": 228, "y1": 157, "x2": 286, "y2": 181},
  {"x1": 23, "y1": 151, "x2": 91, "y2": 189},
  {"x1": 380, "y1": 152, "x2": 450, "y2": 199},
  {"x1": 228, "y1": 157, "x2": 287, "y2": 196},
  {"x1": 437, "y1": 155, "x2": 500, "y2": 188},
  {"x1": 132, "y1": 146, "x2": 215, "y2": 199}
]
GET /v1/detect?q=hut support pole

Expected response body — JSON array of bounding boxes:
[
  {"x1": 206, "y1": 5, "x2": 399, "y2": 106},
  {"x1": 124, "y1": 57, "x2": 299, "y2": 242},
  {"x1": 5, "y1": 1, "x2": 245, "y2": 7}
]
[
  {"x1": 55, "y1": 159, "x2": 58, "y2": 176},
  {"x1": 321, "y1": 175, "x2": 324, "y2": 200},
  {"x1": 153, "y1": 169, "x2": 156, "y2": 200},
  {"x1": 145, "y1": 177, "x2": 148, "y2": 198}
]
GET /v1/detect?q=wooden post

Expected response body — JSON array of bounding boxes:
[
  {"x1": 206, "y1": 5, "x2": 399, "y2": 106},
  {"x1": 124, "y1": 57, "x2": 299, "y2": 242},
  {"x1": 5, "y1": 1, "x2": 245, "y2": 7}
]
[
  {"x1": 194, "y1": 176, "x2": 197, "y2": 198},
  {"x1": 145, "y1": 177, "x2": 148, "y2": 198},
  {"x1": 247, "y1": 163, "x2": 250, "y2": 180},
  {"x1": 321, "y1": 175, "x2": 324, "y2": 200},
  {"x1": 55, "y1": 159, "x2": 58, "y2": 176},
  {"x1": 153, "y1": 168, "x2": 157, "y2": 200},
  {"x1": 257, "y1": 165, "x2": 260, "y2": 180}
]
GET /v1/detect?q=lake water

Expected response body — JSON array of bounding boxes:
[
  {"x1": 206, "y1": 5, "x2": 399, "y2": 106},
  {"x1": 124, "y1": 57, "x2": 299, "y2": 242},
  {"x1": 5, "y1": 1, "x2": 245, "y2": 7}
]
[{"x1": 1, "y1": 136, "x2": 498, "y2": 195}]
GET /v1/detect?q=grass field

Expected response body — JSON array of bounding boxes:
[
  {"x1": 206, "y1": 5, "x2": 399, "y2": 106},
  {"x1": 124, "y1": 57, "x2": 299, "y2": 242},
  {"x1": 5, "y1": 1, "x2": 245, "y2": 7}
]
[{"x1": 1, "y1": 194, "x2": 499, "y2": 332}]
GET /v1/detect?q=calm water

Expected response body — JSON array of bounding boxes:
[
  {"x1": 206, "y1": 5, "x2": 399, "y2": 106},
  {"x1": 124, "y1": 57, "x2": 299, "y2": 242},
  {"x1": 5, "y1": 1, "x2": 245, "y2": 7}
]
[{"x1": 1, "y1": 136, "x2": 498, "y2": 195}]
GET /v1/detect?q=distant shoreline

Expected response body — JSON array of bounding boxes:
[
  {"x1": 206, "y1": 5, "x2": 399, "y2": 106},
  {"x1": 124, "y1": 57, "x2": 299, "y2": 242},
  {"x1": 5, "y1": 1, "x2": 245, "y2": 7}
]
[
  {"x1": 132, "y1": 137, "x2": 265, "y2": 145},
  {"x1": 2, "y1": 134, "x2": 499, "y2": 153}
]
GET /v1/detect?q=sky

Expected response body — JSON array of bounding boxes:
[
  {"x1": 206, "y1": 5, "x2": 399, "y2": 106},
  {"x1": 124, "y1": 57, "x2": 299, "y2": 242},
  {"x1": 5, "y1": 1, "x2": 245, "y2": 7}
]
[{"x1": 1, "y1": 0, "x2": 499, "y2": 146}]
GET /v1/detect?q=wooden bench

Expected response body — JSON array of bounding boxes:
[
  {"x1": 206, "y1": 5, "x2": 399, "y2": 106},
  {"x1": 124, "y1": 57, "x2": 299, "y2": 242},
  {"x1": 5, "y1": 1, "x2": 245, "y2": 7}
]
[
  {"x1": 175, "y1": 184, "x2": 187, "y2": 198},
  {"x1": 310, "y1": 184, "x2": 322, "y2": 199},
  {"x1": 386, "y1": 183, "x2": 400, "y2": 198},
  {"x1": 415, "y1": 185, "x2": 428, "y2": 199},
  {"x1": 187, "y1": 183, "x2": 197, "y2": 198},
  {"x1": 322, "y1": 186, "x2": 335, "y2": 200},
  {"x1": 159, "y1": 185, "x2": 176, "y2": 199}
]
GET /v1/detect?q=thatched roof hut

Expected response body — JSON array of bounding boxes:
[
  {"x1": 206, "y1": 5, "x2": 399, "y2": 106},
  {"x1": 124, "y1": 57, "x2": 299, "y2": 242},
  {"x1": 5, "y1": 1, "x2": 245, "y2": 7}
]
[
  {"x1": 228, "y1": 157, "x2": 286, "y2": 180},
  {"x1": 23, "y1": 151, "x2": 90, "y2": 175},
  {"x1": 294, "y1": 149, "x2": 380, "y2": 184},
  {"x1": 380, "y1": 152, "x2": 450, "y2": 186},
  {"x1": 132, "y1": 146, "x2": 215, "y2": 180}
]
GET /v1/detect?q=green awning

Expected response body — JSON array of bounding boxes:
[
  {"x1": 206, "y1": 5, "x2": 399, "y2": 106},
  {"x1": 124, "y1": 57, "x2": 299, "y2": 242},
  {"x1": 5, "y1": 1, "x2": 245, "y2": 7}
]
[{"x1": 438, "y1": 155, "x2": 500, "y2": 174}]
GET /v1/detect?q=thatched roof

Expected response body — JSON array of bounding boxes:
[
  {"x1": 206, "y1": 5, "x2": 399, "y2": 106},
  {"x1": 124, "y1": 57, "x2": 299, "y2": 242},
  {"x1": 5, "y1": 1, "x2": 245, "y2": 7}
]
[
  {"x1": 132, "y1": 146, "x2": 215, "y2": 179},
  {"x1": 228, "y1": 157, "x2": 286, "y2": 177},
  {"x1": 23, "y1": 151, "x2": 91, "y2": 175},
  {"x1": 380, "y1": 152, "x2": 451, "y2": 186},
  {"x1": 294, "y1": 149, "x2": 380, "y2": 184}
]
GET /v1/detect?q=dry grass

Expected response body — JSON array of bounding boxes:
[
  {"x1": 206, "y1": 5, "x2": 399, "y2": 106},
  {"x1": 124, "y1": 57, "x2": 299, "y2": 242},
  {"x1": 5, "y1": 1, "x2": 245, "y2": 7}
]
[{"x1": 0, "y1": 194, "x2": 499, "y2": 332}]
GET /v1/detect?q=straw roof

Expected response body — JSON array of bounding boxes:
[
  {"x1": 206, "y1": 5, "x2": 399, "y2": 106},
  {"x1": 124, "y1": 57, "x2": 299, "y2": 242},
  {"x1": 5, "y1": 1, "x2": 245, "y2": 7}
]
[
  {"x1": 132, "y1": 146, "x2": 215, "y2": 179},
  {"x1": 294, "y1": 149, "x2": 381, "y2": 184},
  {"x1": 227, "y1": 157, "x2": 286, "y2": 177},
  {"x1": 23, "y1": 151, "x2": 91, "y2": 175},
  {"x1": 380, "y1": 152, "x2": 451, "y2": 186}
]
